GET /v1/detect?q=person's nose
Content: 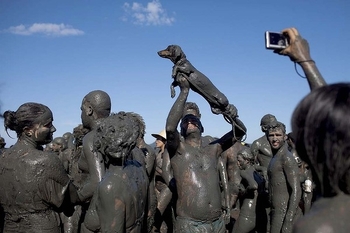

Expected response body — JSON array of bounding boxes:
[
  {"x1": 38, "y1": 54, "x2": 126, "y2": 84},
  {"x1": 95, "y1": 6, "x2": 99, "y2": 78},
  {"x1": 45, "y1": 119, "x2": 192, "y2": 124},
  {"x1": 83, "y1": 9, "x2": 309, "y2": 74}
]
[{"x1": 51, "y1": 125, "x2": 57, "y2": 133}]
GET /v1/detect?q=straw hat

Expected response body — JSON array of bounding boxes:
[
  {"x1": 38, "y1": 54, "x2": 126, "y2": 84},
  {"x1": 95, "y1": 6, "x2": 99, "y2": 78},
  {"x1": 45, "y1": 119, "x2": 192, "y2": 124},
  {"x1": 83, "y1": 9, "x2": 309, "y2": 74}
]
[{"x1": 151, "y1": 129, "x2": 166, "y2": 141}]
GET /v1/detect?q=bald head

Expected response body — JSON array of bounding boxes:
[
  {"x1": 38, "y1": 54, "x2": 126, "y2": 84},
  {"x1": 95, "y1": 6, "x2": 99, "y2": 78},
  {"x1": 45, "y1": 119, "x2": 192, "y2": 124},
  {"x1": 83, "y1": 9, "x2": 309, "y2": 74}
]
[{"x1": 83, "y1": 90, "x2": 111, "y2": 119}]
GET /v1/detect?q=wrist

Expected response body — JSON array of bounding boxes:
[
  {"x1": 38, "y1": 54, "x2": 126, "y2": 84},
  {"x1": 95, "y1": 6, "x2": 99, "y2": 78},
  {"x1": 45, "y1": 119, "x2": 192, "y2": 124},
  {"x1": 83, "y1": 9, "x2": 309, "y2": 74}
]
[{"x1": 297, "y1": 59, "x2": 315, "y2": 64}]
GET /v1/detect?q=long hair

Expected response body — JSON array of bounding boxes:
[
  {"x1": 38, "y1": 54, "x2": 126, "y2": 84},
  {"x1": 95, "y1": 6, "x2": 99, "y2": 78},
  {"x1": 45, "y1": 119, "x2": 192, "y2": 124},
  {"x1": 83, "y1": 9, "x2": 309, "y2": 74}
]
[{"x1": 292, "y1": 83, "x2": 350, "y2": 197}]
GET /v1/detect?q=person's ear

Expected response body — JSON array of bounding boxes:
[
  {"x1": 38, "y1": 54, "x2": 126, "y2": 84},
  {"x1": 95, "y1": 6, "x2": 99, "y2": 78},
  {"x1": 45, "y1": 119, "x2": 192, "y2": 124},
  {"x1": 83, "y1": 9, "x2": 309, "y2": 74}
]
[
  {"x1": 87, "y1": 105, "x2": 93, "y2": 116},
  {"x1": 284, "y1": 135, "x2": 288, "y2": 141},
  {"x1": 23, "y1": 126, "x2": 33, "y2": 137}
]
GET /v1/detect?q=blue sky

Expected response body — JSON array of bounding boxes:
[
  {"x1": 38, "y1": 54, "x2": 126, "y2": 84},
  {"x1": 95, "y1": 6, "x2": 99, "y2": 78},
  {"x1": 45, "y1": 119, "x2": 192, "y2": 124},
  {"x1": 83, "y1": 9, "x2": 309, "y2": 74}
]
[{"x1": 0, "y1": 1, "x2": 349, "y2": 146}]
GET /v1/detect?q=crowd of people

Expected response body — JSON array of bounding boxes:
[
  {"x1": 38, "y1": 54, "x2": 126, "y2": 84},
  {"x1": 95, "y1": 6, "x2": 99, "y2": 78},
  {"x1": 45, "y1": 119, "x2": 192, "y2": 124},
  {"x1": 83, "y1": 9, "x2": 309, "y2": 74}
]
[{"x1": 0, "y1": 27, "x2": 349, "y2": 233}]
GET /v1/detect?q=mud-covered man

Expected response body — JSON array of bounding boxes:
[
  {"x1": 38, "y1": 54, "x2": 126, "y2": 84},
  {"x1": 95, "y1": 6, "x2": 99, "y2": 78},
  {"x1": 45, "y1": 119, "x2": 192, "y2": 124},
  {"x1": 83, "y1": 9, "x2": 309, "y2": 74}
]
[{"x1": 165, "y1": 76, "x2": 246, "y2": 233}]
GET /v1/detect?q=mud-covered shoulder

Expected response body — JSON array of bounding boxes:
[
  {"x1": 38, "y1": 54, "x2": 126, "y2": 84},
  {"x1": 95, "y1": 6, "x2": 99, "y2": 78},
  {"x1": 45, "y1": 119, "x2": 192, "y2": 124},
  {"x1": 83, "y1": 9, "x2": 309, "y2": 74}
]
[{"x1": 35, "y1": 150, "x2": 70, "y2": 184}]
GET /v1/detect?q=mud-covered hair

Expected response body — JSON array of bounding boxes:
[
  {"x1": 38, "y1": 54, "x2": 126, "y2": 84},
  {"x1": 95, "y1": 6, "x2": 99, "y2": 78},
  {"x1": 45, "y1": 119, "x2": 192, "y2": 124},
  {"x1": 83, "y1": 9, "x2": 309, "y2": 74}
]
[
  {"x1": 94, "y1": 112, "x2": 140, "y2": 159},
  {"x1": 52, "y1": 137, "x2": 67, "y2": 149},
  {"x1": 3, "y1": 102, "x2": 51, "y2": 138},
  {"x1": 292, "y1": 83, "x2": 350, "y2": 197},
  {"x1": 128, "y1": 112, "x2": 146, "y2": 139},
  {"x1": 238, "y1": 147, "x2": 255, "y2": 165},
  {"x1": 183, "y1": 102, "x2": 201, "y2": 118},
  {"x1": 266, "y1": 121, "x2": 286, "y2": 134}
]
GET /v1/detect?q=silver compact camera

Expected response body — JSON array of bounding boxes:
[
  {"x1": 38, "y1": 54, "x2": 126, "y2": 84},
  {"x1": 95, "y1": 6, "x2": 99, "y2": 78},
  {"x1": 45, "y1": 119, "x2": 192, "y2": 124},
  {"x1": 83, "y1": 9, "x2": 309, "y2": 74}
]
[{"x1": 265, "y1": 31, "x2": 289, "y2": 50}]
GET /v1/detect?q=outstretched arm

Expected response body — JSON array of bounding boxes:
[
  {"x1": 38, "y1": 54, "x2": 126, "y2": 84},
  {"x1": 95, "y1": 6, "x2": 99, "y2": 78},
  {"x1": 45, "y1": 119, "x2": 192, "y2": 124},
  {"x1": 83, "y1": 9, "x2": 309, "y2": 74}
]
[
  {"x1": 166, "y1": 75, "x2": 190, "y2": 157},
  {"x1": 276, "y1": 27, "x2": 326, "y2": 90}
]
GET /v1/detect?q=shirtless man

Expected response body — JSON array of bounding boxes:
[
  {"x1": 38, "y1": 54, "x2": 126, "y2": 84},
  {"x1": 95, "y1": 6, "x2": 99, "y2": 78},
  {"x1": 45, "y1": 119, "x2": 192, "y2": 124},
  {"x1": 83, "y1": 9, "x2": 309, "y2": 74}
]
[
  {"x1": 267, "y1": 122, "x2": 301, "y2": 233},
  {"x1": 251, "y1": 114, "x2": 277, "y2": 171},
  {"x1": 77, "y1": 90, "x2": 111, "y2": 232},
  {"x1": 165, "y1": 76, "x2": 246, "y2": 232}
]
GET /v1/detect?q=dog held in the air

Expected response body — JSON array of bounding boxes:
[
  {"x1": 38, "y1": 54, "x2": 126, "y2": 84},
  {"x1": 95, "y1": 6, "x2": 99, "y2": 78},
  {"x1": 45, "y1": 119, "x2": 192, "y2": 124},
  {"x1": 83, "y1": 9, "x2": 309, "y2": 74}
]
[{"x1": 157, "y1": 44, "x2": 230, "y2": 115}]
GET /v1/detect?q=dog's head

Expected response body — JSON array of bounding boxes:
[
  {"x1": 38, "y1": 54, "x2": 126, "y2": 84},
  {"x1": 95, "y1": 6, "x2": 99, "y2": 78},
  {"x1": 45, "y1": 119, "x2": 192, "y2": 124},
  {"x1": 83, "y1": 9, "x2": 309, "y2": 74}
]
[{"x1": 157, "y1": 45, "x2": 186, "y2": 64}]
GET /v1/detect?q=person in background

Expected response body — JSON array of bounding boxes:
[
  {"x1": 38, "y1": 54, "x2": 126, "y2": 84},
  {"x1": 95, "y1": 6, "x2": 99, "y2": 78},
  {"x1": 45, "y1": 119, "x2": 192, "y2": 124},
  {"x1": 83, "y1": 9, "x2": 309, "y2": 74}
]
[
  {"x1": 131, "y1": 112, "x2": 157, "y2": 233},
  {"x1": 234, "y1": 147, "x2": 266, "y2": 233},
  {"x1": 151, "y1": 129, "x2": 173, "y2": 233},
  {"x1": 266, "y1": 121, "x2": 301, "y2": 233}
]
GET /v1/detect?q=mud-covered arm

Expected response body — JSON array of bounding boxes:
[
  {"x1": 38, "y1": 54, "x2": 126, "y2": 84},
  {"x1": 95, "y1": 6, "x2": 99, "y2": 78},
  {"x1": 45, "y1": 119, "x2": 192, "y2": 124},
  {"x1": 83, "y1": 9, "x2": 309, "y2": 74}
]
[
  {"x1": 282, "y1": 153, "x2": 302, "y2": 233},
  {"x1": 40, "y1": 154, "x2": 79, "y2": 208},
  {"x1": 162, "y1": 149, "x2": 173, "y2": 186},
  {"x1": 77, "y1": 133, "x2": 105, "y2": 203},
  {"x1": 84, "y1": 188, "x2": 101, "y2": 232},
  {"x1": 143, "y1": 146, "x2": 156, "y2": 178},
  {"x1": 240, "y1": 170, "x2": 258, "y2": 192},
  {"x1": 218, "y1": 157, "x2": 230, "y2": 224},
  {"x1": 276, "y1": 27, "x2": 326, "y2": 90},
  {"x1": 225, "y1": 147, "x2": 241, "y2": 207},
  {"x1": 166, "y1": 75, "x2": 189, "y2": 157}
]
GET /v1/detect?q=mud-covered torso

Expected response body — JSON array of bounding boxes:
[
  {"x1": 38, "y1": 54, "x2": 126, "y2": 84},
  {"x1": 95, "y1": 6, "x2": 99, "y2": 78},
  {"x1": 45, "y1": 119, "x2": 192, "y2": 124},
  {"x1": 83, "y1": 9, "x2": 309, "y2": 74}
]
[
  {"x1": 0, "y1": 143, "x2": 70, "y2": 232},
  {"x1": 171, "y1": 143, "x2": 222, "y2": 221},
  {"x1": 251, "y1": 135, "x2": 273, "y2": 168},
  {"x1": 267, "y1": 144, "x2": 296, "y2": 207},
  {"x1": 97, "y1": 161, "x2": 149, "y2": 232}
]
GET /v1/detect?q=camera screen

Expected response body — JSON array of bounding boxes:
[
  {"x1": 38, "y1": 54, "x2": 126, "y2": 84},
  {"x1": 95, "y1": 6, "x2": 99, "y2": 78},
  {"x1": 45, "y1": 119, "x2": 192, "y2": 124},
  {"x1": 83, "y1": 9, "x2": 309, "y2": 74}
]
[
  {"x1": 265, "y1": 31, "x2": 288, "y2": 50},
  {"x1": 269, "y1": 32, "x2": 287, "y2": 46}
]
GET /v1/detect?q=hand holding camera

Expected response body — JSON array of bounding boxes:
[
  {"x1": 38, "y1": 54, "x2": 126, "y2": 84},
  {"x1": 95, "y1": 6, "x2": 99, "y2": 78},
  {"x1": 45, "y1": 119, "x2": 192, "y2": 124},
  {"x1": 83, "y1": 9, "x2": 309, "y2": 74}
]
[{"x1": 266, "y1": 28, "x2": 313, "y2": 63}]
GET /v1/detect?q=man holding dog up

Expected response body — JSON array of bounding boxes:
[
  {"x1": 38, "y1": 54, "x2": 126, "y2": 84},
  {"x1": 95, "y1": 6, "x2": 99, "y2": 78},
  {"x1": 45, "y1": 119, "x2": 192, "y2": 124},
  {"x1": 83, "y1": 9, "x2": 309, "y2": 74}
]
[{"x1": 165, "y1": 74, "x2": 246, "y2": 233}]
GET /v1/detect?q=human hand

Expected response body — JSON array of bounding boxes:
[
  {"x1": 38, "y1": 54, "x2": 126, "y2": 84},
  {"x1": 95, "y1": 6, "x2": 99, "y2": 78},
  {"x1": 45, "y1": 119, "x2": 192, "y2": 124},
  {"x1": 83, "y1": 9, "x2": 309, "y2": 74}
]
[
  {"x1": 275, "y1": 27, "x2": 312, "y2": 63},
  {"x1": 177, "y1": 74, "x2": 190, "y2": 91},
  {"x1": 222, "y1": 206, "x2": 231, "y2": 225},
  {"x1": 224, "y1": 104, "x2": 238, "y2": 120}
]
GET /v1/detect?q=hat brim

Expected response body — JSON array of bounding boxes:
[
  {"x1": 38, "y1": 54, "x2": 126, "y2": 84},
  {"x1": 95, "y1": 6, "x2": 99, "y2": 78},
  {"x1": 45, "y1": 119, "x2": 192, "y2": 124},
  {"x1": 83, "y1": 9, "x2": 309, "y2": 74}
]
[{"x1": 151, "y1": 134, "x2": 166, "y2": 140}]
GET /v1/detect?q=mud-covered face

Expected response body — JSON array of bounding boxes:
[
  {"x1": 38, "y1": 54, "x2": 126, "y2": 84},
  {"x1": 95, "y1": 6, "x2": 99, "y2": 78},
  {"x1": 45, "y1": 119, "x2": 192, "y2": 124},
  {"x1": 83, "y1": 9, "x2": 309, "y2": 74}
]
[
  {"x1": 181, "y1": 114, "x2": 203, "y2": 135},
  {"x1": 237, "y1": 154, "x2": 248, "y2": 170},
  {"x1": 268, "y1": 128, "x2": 285, "y2": 150},
  {"x1": 81, "y1": 100, "x2": 89, "y2": 128},
  {"x1": 31, "y1": 110, "x2": 56, "y2": 145}
]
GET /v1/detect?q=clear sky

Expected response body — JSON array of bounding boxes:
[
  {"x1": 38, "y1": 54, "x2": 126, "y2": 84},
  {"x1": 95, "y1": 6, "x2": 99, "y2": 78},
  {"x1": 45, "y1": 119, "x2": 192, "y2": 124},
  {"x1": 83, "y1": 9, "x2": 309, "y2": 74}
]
[{"x1": 0, "y1": 0, "x2": 349, "y2": 147}]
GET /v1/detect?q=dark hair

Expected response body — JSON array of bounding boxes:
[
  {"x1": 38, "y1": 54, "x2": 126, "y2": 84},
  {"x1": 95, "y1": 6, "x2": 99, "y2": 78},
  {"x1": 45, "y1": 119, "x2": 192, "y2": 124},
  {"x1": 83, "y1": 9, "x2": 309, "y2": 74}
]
[
  {"x1": 83, "y1": 90, "x2": 111, "y2": 118},
  {"x1": 183, "y1": 102, "x2": 201, "y2": 118},
  {"x1": 292, "y1": 83, "x2": 350, "y2": 196},
  {"x1": 73, "y1": 124, "x2": 89, "y2": 146},
  {"x1": 238, "y1": 147, "x2": 255, "y2": 164},
  {"x1": 52, "y1": 137, "x2": 67, "y2": 150},
  {"x1": 3, "y1": 102, "x2": 51, "y2": 138},
  {"x1": 260, "y1": 114, "x2": 277, "y2": 126},
  {"x1": 287, "y1": 132, "x2": 295, "y2": 142},
  {"x1": 266, "y1": 121, "x2": 286, "y2": 134},
  {"x1": 94, "y1": 112, "x2": 140, "y2": 159},
  {"x1": 129, "y1": 112, "x2": 146, "y2": 138}
]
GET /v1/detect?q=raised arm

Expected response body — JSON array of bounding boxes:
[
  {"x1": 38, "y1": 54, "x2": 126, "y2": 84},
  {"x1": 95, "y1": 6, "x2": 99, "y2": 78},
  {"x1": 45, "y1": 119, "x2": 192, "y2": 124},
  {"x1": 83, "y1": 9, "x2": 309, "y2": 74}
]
[
  {"x1": 165, "y1": 75, "x2": 190, "y2": 156},
  {"x1": 276, "y1": 27, "x2": 326, "y2": 90}
]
